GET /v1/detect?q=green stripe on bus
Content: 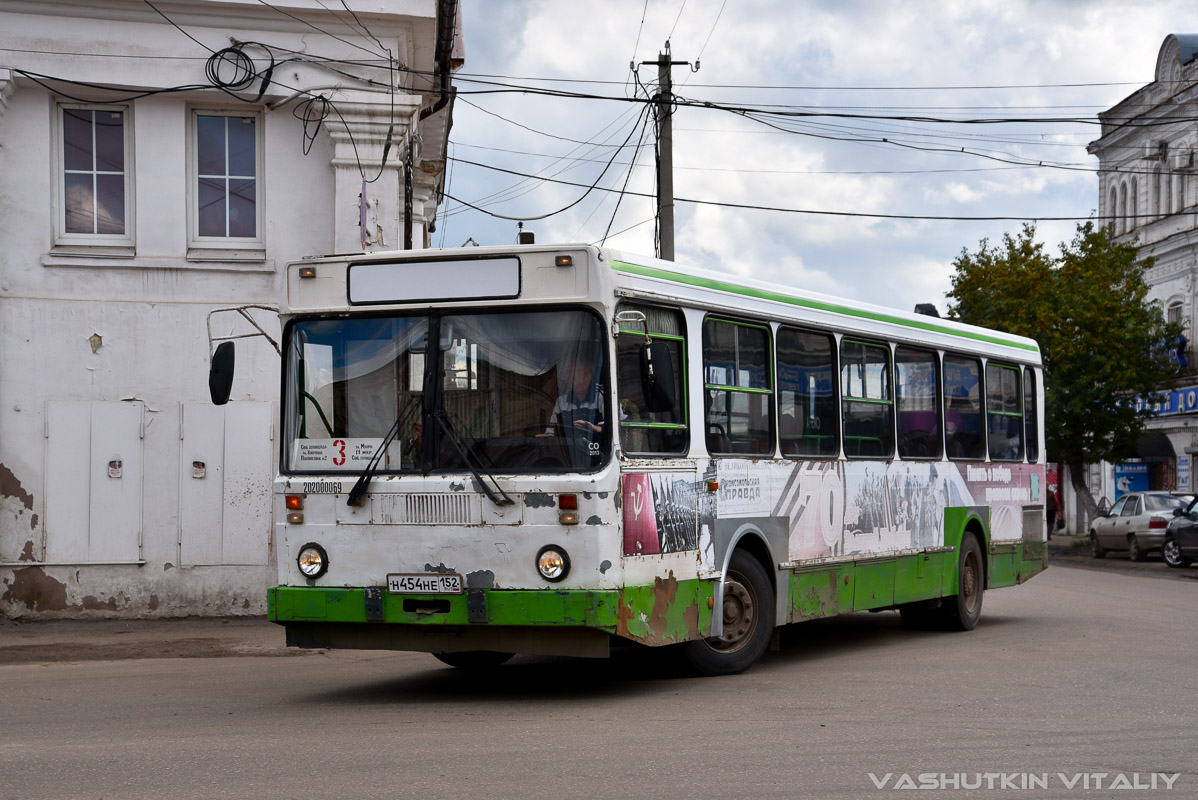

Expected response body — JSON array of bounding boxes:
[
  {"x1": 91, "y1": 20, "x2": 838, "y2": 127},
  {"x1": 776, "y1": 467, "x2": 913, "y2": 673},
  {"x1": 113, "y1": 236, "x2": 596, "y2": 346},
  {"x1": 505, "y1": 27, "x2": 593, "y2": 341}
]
[
  {"x1": 621, "y1": 422, "x2": 689, "y2": 430},
  {"x1": 611, "y1": 260, "x2": 1039, "y2": 353},
  {"x1": 705, "y1": 384, "x2": 773, "y2": 394},
  {"x1": 618, "y1": 329, "x2": 685, "y2": 341}
]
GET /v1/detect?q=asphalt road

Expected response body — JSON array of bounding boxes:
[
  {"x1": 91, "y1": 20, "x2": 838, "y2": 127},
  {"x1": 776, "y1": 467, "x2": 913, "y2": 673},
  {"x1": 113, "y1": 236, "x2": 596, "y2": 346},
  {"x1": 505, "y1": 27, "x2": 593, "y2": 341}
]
[{"x1": 2, "y1": 563, "x2": 1196, "y2": 800}]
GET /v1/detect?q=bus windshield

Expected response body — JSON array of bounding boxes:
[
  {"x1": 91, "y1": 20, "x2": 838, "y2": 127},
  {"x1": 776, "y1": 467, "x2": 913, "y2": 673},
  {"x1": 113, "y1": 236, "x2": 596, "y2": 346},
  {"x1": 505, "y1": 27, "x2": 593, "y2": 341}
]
[{"x1": 283, "y1": 308, "x2": 609, "y2": 475}]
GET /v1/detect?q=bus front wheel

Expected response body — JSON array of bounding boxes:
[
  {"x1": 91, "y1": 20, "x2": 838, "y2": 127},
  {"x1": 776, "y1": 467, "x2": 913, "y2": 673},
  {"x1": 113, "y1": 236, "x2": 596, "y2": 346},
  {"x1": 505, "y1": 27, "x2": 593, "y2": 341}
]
[
  {"x1": 432, "y1": 651, "x2": 514, "y2": 669},
  {"x1": 683, "y1": 550, "x2": 775, "y2": 676}
]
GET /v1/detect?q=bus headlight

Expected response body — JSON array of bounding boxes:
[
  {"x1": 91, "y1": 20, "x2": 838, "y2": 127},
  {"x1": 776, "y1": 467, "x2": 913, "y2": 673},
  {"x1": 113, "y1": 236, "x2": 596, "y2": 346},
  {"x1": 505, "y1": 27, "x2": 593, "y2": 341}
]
[
  {"x1": 536, "y1": 545, "x2": 570, "y2": 582},
  {"x1": 297, "y1": 543, "x2": 329, "y2": 578}
]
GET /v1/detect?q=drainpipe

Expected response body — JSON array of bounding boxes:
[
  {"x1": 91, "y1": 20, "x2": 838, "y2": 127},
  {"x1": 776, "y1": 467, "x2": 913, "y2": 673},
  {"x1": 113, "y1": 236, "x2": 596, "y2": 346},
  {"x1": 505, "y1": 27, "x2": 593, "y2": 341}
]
[
  {"x1": 407, "y1": 0, "x2": 458, "y2": 249},
  {"x1": 420, "y1": 0, "x2": 458, "y2": 124}
]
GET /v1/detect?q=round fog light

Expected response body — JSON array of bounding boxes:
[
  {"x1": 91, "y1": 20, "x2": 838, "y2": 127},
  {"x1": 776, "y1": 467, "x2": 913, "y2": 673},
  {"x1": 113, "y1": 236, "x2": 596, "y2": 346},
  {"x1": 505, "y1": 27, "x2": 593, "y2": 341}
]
[
  {"x1": 297, "y1": 543, "x2": 329, "y2": 578},
  {"x1": 536, "y1": 545, "x2": 570, "y2": 582}
]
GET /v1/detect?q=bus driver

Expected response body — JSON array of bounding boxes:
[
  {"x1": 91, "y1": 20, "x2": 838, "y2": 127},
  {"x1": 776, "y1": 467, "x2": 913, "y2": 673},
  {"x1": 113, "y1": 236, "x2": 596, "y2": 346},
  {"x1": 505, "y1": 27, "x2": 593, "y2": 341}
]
[{"x1": 540, "y1": 357, "x2": 604, "y2": 438}]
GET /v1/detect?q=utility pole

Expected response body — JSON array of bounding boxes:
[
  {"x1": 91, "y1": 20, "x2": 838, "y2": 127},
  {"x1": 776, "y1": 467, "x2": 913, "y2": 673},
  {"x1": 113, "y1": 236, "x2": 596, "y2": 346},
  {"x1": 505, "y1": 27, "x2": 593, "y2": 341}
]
[{"x1": 641, "y1": 42, "x2": 694, "y2": 262}]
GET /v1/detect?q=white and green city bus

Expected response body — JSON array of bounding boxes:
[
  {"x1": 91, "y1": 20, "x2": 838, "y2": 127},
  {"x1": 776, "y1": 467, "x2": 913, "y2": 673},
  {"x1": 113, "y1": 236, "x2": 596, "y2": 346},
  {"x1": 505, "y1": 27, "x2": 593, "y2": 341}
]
[{"x1": 210, "y1": 243, "x2": 1048, "y2": 675}]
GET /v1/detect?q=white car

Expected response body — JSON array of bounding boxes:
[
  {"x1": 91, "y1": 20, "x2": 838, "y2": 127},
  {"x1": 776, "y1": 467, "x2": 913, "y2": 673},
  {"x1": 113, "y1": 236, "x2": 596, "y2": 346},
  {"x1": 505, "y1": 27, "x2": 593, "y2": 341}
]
[{"x1": 1090, "y1": 491, "x2": 1195, "y2": 561}]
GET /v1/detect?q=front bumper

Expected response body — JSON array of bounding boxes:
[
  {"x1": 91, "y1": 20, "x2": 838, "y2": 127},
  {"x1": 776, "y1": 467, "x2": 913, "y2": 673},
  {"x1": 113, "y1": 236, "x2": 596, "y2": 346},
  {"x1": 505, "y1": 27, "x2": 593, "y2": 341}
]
[{"x1": 268, "y1": 580, "x2": 715, "y2": 651}]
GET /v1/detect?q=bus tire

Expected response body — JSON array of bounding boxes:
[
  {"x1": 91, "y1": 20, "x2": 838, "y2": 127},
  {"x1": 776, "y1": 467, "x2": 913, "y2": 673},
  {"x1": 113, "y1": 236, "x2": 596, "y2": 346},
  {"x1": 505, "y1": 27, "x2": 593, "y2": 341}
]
[
  {"x1": 683, "y1": 549, "x2": 775, "y2": 676},
  {"x1": 432, "y1": 651, "x2": 514, "y2": 669},
  {"x1": 942, "y1": 532, "x2": 984, "y2": 631}
]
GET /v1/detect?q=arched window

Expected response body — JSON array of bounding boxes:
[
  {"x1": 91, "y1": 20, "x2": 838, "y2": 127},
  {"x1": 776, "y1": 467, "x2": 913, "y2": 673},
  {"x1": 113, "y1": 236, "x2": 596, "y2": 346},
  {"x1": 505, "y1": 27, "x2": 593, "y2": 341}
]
[
  {"x1": 1153, "y1": 167, "x2": 1162, "y2": 217},
  {"x1": 1167, "y1": 300, "x2": 1184, "y2": 325},
  {"x1": 1178, "y1": 170, "x2": 1187, "y2": 211},
  {"x1": 1165, "y1": 172, "x2": 1173, "y2": 215},
  {"x1": 1109, "y1": 186, "x2": 1118, "y2": 233},
  {"x1": 1119, "y1": 182, "x2": 1128, "y2": 234},
  {"x1": 1130, "y1": 177, "x2": 1138, "y2": 227}
]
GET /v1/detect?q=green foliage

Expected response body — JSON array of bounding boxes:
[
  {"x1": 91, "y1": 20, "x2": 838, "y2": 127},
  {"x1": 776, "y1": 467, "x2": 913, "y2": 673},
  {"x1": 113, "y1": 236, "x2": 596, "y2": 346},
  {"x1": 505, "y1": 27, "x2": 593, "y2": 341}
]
[{"x1": 946, "y1": 221, "x2": 1182, "y2": 470}]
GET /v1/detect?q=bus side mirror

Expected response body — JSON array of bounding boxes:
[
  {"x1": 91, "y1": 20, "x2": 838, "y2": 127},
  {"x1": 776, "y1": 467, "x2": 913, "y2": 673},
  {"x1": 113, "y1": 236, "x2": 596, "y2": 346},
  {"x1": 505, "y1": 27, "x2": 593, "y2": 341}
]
[
  {"x1": 209, "y1": 341, "x2": 235, "y2": 406},
  {"x1": 640, "y1": 340, "x2": 675, "y2": 413}
]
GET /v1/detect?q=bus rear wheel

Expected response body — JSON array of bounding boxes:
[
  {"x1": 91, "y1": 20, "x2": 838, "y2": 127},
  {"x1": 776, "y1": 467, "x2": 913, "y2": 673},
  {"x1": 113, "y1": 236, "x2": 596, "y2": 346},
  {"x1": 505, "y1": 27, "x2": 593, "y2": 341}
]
[
  {"x1": 432, "y1": 651, "x2": 514, "y2": 669},
  {"x1": 683, "y1": 550, "x2": 775, "y2": 676},
  {"x1": 943, "y1": 532, "x2": 984, "y2": 631},
  {"x1": 901, "y1": 533, "x2": 983, "y2": 632}
]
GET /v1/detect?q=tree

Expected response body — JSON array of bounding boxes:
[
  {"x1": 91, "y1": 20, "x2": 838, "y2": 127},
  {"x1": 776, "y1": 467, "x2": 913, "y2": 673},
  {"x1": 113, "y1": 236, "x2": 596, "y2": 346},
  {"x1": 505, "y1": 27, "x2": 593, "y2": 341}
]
[{"x1": 946, "y1": 221, "x2": 1182, "y2": 523}]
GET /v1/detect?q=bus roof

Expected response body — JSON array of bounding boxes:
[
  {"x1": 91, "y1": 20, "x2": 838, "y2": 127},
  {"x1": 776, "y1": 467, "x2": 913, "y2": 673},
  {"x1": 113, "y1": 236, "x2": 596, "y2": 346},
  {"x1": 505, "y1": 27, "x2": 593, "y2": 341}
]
[
  {"x1": 605, "y1": 248, "x2": 1041, "y2": 363},
  {"x1": 287, "y1": 243, "x2": 1041, "y2": 363}
]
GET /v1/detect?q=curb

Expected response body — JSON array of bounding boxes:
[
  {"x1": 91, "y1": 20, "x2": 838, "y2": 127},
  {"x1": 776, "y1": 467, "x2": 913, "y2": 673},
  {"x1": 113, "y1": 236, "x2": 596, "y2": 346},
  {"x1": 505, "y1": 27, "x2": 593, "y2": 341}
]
[{"x1": 0, "y1": 615, "x2": 299, "y2": 665}]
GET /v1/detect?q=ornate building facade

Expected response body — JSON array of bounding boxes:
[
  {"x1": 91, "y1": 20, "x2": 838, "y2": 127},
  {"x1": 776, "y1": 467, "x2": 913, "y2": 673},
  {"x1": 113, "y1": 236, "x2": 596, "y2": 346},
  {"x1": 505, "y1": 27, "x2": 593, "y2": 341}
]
[{"x1": 1085, "y1": 34, "x2": 1198, "y2": 510}]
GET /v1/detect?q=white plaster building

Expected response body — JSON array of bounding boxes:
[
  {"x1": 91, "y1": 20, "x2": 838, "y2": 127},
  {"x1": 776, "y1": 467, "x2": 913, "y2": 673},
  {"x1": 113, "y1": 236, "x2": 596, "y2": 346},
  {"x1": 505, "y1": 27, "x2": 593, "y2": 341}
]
[
  {"x1": 1090, "y1": 34, "x2": 1198, "y2": 347},
  {"x1": 1082, "y1": 34, "x2": 1198, "y2": 518},
  {"x1": 0, "y1": 0, "x2": 459, "y2": 617}
]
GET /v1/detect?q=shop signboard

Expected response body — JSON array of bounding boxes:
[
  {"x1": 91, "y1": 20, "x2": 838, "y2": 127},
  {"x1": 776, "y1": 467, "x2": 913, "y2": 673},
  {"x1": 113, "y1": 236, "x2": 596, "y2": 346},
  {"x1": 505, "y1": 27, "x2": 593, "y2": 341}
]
[{"x1": 1113, "y1": 463, "x2": 1150, "y2": 498}]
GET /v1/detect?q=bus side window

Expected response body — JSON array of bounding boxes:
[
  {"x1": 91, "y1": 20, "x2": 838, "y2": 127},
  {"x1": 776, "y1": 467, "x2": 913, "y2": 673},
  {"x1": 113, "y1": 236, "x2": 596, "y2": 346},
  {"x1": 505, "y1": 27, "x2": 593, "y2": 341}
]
[
  {"x1": 840, "y1": 339, "x2": 894, "y2": 459},
  {"x1": 944, "y1": 354, "x2": 984, "y2": 460},
  {"x1": 895, "y1": 346, "x2": 941, "y2": 459},
  {"x1": 615, "y1": 303, "x2": 688, "y2": 455},
  {"x1": 1024, "y1": 367, "x2": 1039, "y2": 462},
  {"x1": 986, "y1": 362, "x2": 1023, "y2": 461},
  {"x1": 777, "y1": 326, "x2": 838, "y2": 458},
  {"x1": 702, "y1": 318, "x2": 774, "y2": 456}
]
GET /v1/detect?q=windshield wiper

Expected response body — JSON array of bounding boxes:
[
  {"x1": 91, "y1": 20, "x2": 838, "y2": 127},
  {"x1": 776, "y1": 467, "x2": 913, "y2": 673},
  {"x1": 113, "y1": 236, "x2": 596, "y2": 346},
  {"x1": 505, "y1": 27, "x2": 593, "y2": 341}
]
[
  {"x1": 433, "y1": 411, "x2": 514, "y2": 506},
  {"x1": 346, "y1": 394, "x2": 422, "y2": 508}
]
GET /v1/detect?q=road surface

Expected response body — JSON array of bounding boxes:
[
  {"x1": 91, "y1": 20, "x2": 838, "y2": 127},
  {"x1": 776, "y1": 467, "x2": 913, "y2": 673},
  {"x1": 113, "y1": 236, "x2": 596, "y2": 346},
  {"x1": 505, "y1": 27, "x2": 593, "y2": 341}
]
[{"x1": 2, "y1": 564, "x2": 1195, "y2": 799}]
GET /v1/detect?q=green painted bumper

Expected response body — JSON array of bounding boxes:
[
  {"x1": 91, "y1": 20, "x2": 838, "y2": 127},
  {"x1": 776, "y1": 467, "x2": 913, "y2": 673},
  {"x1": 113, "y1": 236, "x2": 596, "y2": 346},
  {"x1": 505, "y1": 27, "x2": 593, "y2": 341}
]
[
  {"x1": 987, "y1": 539, "x2": 1049, "y2": 588},
  {"x1": 268, "y1": 575, "x2": 715, "y2": 647}
]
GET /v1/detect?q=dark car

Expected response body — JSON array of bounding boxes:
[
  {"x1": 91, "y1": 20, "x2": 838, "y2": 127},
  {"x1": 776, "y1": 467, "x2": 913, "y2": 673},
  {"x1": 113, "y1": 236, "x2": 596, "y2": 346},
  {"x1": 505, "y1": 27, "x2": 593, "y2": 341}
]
[{"x1": 1164, "y1": 498, "x2": 1198, "y2": 567}]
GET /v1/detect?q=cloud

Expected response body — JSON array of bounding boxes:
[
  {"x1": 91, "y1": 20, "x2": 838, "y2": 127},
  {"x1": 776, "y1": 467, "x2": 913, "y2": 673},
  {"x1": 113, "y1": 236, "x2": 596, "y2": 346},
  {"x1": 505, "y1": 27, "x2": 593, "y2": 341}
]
[{"x1": 449, "y1": 0, "x2": 1198, "y2": 312}]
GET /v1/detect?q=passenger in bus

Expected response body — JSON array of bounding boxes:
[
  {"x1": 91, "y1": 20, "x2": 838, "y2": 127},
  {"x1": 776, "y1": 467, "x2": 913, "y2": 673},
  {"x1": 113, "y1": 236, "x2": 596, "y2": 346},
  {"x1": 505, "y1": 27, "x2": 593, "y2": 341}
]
[{"x1": 779, "y1": 405, "x2": 803, "y2": 455}]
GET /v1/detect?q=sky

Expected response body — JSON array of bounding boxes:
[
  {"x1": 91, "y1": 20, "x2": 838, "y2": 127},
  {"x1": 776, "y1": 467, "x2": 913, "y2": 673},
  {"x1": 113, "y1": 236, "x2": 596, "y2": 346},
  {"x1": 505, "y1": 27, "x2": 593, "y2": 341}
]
[{"x1": 434, "y1": 0, "x2": 1198, "y2": 315}]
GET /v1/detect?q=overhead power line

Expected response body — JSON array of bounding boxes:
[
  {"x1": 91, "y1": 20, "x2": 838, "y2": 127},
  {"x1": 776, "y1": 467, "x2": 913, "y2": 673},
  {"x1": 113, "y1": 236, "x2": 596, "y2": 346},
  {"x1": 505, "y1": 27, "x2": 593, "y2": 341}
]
[
  {"x1": 445, "y1": 71, "x2": 1154, "y2": 92},
  {"x1": 450, "y1": 140, "x2": 1091, "y2": 176},
  {"x1": 447, "y1": 156, "x2": 1109, "y2": 223},
  {"x1": 446, "y1": 105, "x2": 653, "y2": 222},
  {"x1": 445, "y1": 79, "x2": 1194, "y2": 135}
]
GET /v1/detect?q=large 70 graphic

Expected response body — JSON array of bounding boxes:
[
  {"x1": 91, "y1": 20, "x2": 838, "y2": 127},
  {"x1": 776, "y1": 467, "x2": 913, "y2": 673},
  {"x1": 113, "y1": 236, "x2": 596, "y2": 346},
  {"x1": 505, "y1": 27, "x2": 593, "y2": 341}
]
[{"x1": 792, "y1": 464, "x2": 846, "y2": 551}]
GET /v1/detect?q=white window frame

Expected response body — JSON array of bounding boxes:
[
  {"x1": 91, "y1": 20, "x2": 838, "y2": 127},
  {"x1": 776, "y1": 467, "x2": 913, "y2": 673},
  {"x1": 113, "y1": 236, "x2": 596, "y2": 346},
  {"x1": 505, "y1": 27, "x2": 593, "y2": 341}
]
[
  {"x1": 51, "y1": 101, "x2": 135, "y2": 255},
  {"x1": 1167, "y1": 298, "x2": 1185, "y2": 326},
  {"x1": 187, "y1": 108, "x2": 265, "y2": 261}
]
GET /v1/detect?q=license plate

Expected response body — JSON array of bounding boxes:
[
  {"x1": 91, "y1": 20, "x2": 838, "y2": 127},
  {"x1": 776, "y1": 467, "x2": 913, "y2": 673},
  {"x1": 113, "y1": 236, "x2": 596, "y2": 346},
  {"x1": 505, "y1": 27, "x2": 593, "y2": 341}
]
[{"x1": 386, "y1": 573, "x2": 463, "y2": 594}]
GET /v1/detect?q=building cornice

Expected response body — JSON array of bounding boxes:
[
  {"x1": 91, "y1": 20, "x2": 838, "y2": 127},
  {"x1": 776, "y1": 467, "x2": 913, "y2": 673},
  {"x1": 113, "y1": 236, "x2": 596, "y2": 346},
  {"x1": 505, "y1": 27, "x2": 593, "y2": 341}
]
[{"x1": 0, "y1": 0, "x2": 433, "y2": 32}]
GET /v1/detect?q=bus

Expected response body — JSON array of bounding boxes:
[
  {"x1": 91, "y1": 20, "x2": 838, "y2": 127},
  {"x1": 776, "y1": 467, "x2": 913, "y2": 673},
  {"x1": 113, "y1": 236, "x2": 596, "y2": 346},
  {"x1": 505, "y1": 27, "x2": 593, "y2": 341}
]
[{"x1": 209, "y1": 243, "x2": 1048, "y2": 675}]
